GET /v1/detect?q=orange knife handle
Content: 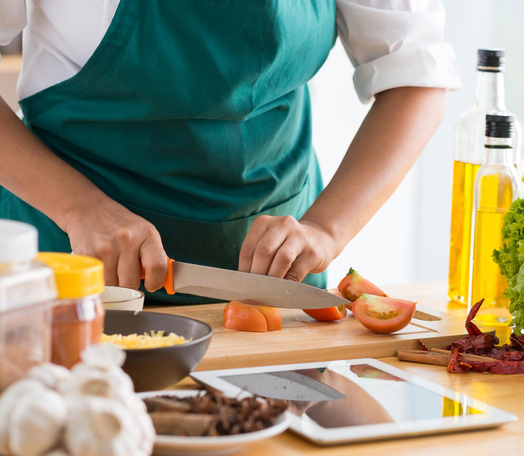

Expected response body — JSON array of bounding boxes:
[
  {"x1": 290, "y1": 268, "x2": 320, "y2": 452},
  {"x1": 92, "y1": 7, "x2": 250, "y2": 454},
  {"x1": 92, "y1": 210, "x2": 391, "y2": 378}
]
[{"x1": 140, "y1": 258, "x2": 175, "y2": 295}]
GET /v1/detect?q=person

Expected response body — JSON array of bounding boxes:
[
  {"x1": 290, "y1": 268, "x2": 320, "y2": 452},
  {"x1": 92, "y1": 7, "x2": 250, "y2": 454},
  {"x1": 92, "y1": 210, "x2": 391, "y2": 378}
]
[{"x1": 0, "y1": 0, "x2": 461, "y2": 304}]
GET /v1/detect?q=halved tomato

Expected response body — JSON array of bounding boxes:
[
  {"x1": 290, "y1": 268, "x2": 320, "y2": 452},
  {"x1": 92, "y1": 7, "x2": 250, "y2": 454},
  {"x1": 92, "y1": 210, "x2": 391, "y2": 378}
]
[
  {"x1": 352, "y1": 294, "x2": 416, "y2": 334},
  {"x1": 338, "y1": 268, "x2": 387, "y2": 309},
  {"x1": 223, "y1": 301, "x2": 282, "y2": 332},
  {"x1": 302, "y1": 289, "x2": 348, "y2": 321},
  {"x1": 256, "y1": 305, "x2": 282, "y2": 331}
]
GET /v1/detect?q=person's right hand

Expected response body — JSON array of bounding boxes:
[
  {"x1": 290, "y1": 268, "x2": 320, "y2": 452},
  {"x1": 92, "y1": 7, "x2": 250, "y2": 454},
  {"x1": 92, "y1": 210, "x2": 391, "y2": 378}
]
[{"x1": 64, "y1": 198, "x2": 168, "y2": 292}]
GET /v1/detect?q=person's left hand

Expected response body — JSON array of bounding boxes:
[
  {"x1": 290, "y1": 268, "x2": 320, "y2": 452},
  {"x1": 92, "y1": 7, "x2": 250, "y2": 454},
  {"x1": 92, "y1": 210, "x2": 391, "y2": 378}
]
[{"x1": 238, "y1": 215, "x2": 337, "y2": 282}]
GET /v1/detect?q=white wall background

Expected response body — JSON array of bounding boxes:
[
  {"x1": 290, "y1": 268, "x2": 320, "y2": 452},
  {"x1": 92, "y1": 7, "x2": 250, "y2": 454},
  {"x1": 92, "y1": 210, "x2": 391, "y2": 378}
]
[{"x1": 310, "y1": 0, "x2": 524, "y2": 289}]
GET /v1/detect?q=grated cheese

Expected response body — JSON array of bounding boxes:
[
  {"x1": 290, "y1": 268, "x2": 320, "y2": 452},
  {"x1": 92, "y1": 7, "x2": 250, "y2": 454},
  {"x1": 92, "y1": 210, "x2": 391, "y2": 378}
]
[{"x1": 101, "y1": 330, "x2": 189, "y2": 349}]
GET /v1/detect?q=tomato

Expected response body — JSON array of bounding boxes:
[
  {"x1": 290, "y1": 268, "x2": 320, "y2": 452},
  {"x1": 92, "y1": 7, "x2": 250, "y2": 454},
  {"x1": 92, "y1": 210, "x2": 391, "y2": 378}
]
[
  {"x1": 223, "y1": 301, "x2": 282, "y2": 332},
  {"x1": 256, "y1": 305, "x2": 282, "y2": 331},
  {"x1": 352, "y1": 294, "x2": 416, "y2": 334},
  {"x1": 338, "y1": 268, "x2": 387, "y2": 309},
  {"x1": 302, "y1": 289, "x2": 348, "y2": 321}
]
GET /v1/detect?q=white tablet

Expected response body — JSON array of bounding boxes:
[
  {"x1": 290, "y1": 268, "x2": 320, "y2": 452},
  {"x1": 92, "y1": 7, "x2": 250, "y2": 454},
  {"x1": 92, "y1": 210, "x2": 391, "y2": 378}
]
[{"x1": 191, "y1": 358, "x2": 516, "y2": 445}]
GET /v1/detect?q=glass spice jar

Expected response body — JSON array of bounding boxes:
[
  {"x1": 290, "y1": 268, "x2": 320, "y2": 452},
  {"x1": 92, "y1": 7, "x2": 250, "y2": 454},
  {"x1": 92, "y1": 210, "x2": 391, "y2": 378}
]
[
  {"x1": 36, "y1": 253, "x2": 105, "y2": 369},
  {"x1": 0, "y1": 221, "x2": 57, "y2": 392}
]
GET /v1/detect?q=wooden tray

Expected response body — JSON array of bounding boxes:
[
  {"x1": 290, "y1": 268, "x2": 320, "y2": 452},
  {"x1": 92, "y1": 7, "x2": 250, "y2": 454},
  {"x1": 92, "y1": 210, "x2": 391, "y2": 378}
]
[{"x1": 147, "y1": 303, "x2": 469, "y2": 371}]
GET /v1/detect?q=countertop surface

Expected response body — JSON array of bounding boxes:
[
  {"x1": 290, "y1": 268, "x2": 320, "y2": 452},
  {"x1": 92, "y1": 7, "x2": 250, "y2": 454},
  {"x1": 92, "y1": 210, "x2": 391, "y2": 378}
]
[{"x1": 150, "y1": 282, "x2": 523, "y2": 456}]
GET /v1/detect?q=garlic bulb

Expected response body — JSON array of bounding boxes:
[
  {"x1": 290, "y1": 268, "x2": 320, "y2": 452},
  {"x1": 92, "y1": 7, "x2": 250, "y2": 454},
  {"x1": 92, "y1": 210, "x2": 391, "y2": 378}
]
[
  {"x1": 65, "y1": 397, "x2": 152, "y2": 456},
  {"x1": 0, "y1": 379, "x2": 45, "y2": 455},
  {"x1": 59, "y1": 362, "x2": 134, "y2": 401},
  {"x1": 27, "y1": 363, "x2": 72, "y2": 391},
  {"x1": 1, "y1": 345, "x2": 155, "y2": 456},
  {"x1": 80, "y1": 344, "x2": 125, "y2": 370},
  {"x1": 9, "y1": 388, "x2": 68, "y2": 456}
]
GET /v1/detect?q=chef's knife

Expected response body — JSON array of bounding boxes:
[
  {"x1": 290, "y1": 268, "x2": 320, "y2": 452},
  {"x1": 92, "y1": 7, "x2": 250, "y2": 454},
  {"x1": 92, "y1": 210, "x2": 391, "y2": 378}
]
[
  {"x1": 172, "y1": 260, "x2": 348, "y2": 310},
  {"x1": 144, "y1": 259, "x2": 435, "y2": 319}
]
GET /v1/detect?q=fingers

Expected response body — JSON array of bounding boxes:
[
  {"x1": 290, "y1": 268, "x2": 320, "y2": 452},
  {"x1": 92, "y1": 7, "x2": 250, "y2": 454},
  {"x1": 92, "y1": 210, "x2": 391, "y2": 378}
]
[
  {"x1": 140, "y1": 235, "x2": 168, "y2": 292},
  {"x1": 282, "y1": 252, "x2": 314, "y2": 283},
  {"x1": 240, "y1": 215, "x2": 329, "y2": 282},
  {"x1": 66, "y1": 202, "x2": 168, "y2": 292},
  {"x1": 266, "y1": 237, "x2": 301, "y2": 278},
  {"x1": 116, "y1": 249, "x2": 142, "y2": 290},
  {"x1": 238, "y1": 216, "x2": 270, "y2": 273}
]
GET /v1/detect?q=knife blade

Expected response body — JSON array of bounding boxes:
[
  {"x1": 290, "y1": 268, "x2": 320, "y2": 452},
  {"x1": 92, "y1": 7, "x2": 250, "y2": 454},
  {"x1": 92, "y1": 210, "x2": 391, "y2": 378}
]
[
  {"x1": 171, "y1": 261, "x2": 349, "y2": 310},
  {"x1": 149, "y1": 259, "x2": 433, "y2": 319}
]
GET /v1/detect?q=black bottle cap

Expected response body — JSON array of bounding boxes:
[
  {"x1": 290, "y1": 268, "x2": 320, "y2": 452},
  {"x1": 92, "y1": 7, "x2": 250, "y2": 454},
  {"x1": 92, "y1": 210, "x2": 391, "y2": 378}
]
[
  {"x1": 485, "y1": 113, "x2": 515, "y2": 138},
  {"x1": 477, "y1": 49, "x2": 505, "y2": 71}
]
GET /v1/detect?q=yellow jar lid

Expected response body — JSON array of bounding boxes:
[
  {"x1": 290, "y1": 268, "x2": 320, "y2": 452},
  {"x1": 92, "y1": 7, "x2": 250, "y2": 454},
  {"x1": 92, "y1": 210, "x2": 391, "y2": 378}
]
[{"x1": 36, "y1": 253, "x2": 104, "y2": 299}]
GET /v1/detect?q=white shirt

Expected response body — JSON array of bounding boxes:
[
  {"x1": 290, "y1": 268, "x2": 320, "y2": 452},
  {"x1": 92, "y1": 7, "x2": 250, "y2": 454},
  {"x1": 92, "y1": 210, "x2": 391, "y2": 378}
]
[{"x1": 0, "y1": 0, "x2": 461, "y2": 104}]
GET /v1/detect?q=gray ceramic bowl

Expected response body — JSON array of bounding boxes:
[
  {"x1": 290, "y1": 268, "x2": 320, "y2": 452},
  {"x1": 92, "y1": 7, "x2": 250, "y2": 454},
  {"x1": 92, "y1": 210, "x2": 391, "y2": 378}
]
[{"x1": 103, "y1": 310, "x2": 212, "y2": 392}]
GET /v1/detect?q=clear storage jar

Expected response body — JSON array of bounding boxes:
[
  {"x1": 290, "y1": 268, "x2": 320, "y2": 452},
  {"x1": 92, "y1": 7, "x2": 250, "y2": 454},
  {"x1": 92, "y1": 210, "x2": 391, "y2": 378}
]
[
  {"x1": 0, "y1": 221, "x2": 57, "y2": 392},
  {"x1": 36, "y1": 253, "x2": 105, "y2": 369}
]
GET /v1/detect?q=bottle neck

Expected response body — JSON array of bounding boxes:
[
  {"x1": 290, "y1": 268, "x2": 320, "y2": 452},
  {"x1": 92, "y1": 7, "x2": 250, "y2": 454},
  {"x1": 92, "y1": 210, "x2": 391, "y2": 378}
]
[
  {"x1": 474, "y1": 70, "x2": 506, "y2": 110},
  {"x1": 484, "y1": 136, "x2": 513, "y2": 166}
]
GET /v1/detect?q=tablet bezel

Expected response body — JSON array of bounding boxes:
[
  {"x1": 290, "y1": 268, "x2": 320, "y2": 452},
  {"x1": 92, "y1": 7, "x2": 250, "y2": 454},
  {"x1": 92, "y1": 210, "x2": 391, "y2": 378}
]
[{"x1": 191, "y1": 358, "x2": 517, "y2": 445}]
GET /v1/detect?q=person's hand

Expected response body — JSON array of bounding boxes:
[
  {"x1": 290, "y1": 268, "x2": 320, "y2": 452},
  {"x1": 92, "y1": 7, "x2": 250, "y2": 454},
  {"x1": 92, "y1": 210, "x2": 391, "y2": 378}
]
[
  {"x1": 238, "y1": 215, "x2": 337, "y2": 281},
  {"x1": 64, "y1": 198, "x2": 168, "y2": 291}
]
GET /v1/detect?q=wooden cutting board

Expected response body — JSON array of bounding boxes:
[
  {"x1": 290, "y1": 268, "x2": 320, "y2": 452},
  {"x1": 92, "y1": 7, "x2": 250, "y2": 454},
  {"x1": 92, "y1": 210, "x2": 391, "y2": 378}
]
[{"x1": 147, "y1": 302, "x2": 469, "y2": 371}]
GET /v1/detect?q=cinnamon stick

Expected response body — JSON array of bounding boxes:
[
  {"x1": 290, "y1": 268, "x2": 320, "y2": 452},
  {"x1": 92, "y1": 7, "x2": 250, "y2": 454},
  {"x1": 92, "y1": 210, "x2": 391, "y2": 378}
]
[
  {"x1": 430, "y1": 348, "x2": 494, "y2": 362},
  {"x1": 149, "y1": 411, "x2": 217, "y2": 436},
  {"x1": 397, "y1": 350, "x2": 451, "y2": 366},
  {"x1": 397, "y1": 349, "x2": 498, "y2": 367}
]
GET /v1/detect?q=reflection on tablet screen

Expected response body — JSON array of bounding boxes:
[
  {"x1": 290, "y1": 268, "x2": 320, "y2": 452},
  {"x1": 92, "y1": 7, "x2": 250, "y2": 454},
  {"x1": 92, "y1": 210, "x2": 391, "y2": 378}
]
[{"x1": 219, "y1": 364, "x2": 484, "y2": 429}]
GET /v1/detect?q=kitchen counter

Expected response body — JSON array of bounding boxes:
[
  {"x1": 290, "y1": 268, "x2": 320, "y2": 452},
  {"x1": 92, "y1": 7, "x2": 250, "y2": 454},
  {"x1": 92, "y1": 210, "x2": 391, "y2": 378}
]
[{"x1": 154, "y1": 282, "x2": 523, "y2": 455}]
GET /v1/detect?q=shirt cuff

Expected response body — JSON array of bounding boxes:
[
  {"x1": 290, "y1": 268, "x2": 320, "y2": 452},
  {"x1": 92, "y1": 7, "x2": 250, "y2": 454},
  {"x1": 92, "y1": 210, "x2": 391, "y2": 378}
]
[{"x1": 353, "y1": 42, "x2": 462, "y2": 104}]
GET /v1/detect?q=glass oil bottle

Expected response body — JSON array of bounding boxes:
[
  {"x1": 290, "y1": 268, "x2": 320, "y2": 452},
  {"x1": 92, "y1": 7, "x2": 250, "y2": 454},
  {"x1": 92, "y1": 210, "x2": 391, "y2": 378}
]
[
  {"x1": 468, "y1": 113, "x2": 519, "y2": 325},
  {"x1": 448, "y1": 49, "x2": 522, "y2": 305}
]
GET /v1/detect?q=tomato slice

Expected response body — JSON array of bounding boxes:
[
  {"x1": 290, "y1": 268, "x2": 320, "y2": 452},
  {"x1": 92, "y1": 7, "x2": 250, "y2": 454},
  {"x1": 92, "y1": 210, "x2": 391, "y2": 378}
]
[
  {"x1": 302, "y1": 289, "x2": 348, "y2": 321},
  {"x1": 302, "y1": 306, "x2": 347, "y2": 322},
  {"x1": 223, "y1": 301, "x2": 282, "y2": 332},
  {"x1": 256, "y1": 305, "x2": 282, "y2": 331},
  {"x1": 352, "y1": 294, "x2": 416, "y2": 334},
  {"x1": 338, "y1": 268, "x2": 387, "y2": 308}
]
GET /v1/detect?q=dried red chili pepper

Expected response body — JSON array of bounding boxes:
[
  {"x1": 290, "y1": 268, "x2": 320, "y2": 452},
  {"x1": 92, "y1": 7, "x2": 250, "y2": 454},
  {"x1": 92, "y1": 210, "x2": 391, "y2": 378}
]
[
  {"x1": 442, "y1": 299, "x2": 524, "y2": 374},
  {"x1": 509, "y1": 333, "x2": 524, "y2": 351},
  {"x1": 467, "y1": 359, "x2": 524, "y2": 374},
  {"x1": 418, "y1": 340, "x2": 429, "y2": 352},
  {"x1": 465, "y1": 299, "x2": 485, "y2": 336},
  {"x1": 447, "y1": 346, "x2": 469, "y2": 373}
]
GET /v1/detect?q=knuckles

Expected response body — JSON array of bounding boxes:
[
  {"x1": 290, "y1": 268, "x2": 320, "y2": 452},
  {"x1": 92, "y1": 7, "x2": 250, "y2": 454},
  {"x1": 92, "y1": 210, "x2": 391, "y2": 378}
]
[
  {"x1": 254, "y1": 242, "x2": 276, "y2": 257},
  {"x1": 275, "y1": 249, "x2": 296, "y2": 265}
]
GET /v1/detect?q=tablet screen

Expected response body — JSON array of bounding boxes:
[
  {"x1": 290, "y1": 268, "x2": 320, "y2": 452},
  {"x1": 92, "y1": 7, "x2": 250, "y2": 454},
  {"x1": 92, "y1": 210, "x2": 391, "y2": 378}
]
[
  {"x1": 218, "y1": 363, "x2": 483, "y2": 429},
  {"x1": 192, "y1": 359, "x2": 515, "y2": 444}
]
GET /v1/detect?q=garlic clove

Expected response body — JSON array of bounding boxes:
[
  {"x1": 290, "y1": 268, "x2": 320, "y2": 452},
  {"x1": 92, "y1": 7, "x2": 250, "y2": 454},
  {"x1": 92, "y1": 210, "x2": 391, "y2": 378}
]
[
  {"x1": 61, "y1": 363, "x2": 134, "y2": 400},
  {"x1": 65, "y1": 397, "x2": 152, "y2": 456},
  {"x1": 27, "y1": 363, "x2": 72, "y2": 391},
  {"x1": 9, "y1": 388, "x2": 68, "y2": 456},
  {"x1": 80, "y1": 344, "x2": 126, "y2": 370},
  {"x1": 0, "y1": 379, "x2": 46, "y2": 455}
]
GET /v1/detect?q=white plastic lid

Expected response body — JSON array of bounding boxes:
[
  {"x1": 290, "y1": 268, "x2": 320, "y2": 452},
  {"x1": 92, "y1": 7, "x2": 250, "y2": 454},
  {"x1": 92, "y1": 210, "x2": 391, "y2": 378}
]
[{"x1": 0, "y1": 220, "x2": 38, "y2": 263}]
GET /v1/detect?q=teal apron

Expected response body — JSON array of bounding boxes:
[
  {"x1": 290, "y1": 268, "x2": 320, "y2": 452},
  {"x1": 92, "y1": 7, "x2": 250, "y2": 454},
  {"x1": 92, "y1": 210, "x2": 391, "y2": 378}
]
[{"x1": 0, "y1": 0, "x2": 336, "y2": 304}]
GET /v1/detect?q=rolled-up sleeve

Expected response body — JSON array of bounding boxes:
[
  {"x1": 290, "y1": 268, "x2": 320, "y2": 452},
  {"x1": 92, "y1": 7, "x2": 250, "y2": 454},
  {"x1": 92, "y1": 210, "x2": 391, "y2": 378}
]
[
  {"x1": 336, "y1": 0, "x2": 462, "y2": 104},
  {"x1": 0, "y1": 0, "x2": 26, "y2": 61}
]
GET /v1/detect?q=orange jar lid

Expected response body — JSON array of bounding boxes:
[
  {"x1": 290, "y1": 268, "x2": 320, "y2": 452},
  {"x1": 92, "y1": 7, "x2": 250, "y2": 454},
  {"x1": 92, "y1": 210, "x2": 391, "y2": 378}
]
[{"x1": 36, "y1": 253, "x2": 104, "y2": 299}]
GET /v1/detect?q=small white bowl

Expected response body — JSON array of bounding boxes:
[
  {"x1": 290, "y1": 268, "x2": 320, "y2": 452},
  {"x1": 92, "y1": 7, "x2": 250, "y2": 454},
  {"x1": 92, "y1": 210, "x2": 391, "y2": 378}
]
[{"x1": 101, "y1": 286, "x2": 145, "y2": 312}]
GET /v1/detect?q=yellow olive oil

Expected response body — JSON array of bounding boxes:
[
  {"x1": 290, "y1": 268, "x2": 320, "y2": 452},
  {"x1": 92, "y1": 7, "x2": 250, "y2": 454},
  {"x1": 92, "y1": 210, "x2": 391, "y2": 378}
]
[
  {"x1": 448, "y1": 160, "x2": 481, "y2": 304},
  {"x1": 470, "y1": 208, "x2": 510, "y2": 324},
  {"x1": 470, "y1": 149, "x2": 518, "y2": 326}
]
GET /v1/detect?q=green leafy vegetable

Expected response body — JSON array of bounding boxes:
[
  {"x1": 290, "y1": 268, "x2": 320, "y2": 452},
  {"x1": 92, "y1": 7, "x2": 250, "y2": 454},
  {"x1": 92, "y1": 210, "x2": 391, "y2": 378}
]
[{"x1": 493, "y1": 198, "x2": 524, "y2": 335}]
